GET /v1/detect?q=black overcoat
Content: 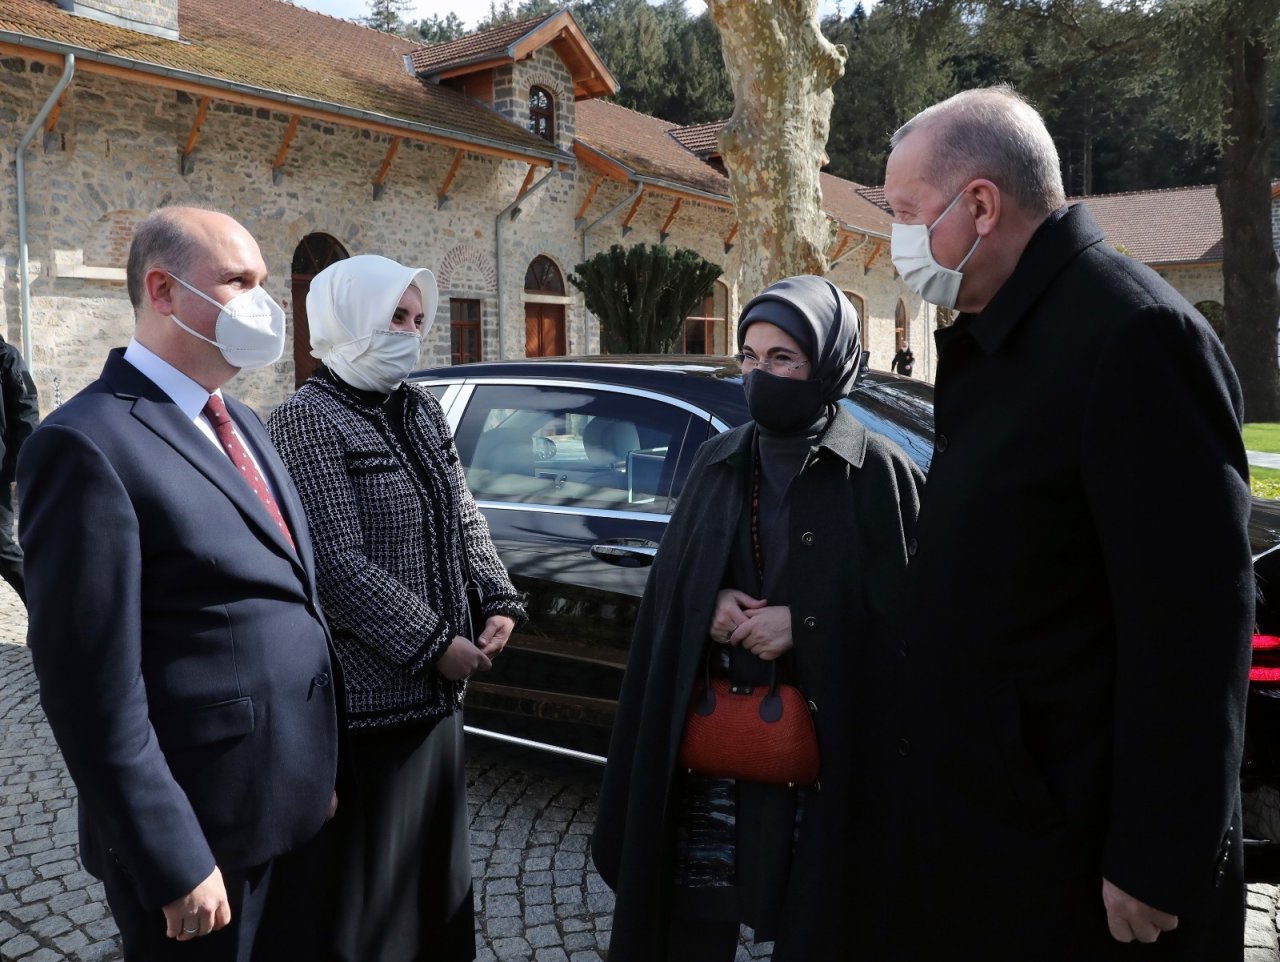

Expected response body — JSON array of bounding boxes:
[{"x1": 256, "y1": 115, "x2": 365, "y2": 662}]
[
  {"x1": 876, "y1": 205, "x2": 1254, "y2": 960},
  {"x1": 591, "y1": 405, "x2": 923, "y2": 961}
]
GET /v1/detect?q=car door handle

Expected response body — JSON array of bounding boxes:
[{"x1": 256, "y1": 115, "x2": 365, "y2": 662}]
[{"x1": 590, "y1": 540, "x2": 659, "y2": 567}]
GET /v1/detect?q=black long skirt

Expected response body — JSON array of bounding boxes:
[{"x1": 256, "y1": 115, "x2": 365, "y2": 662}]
[{"x1": 328, "y1": 711, "x2": 475, "y2": 962}]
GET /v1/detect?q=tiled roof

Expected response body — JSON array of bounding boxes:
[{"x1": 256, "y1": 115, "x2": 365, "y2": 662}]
[
  {"x1": 0, "y1": 0, "x2": 565, "y2": 161},
  {"x1": 1073, "y1": 185, "x2": 1222, "y2": 265},
  {"x1": 575, "y1": 99, "x2": 731, "y2": 200},
  {"x1": 820, "y1": 173, "x2": 894, "y2": 237},
  {"x1": 670, "y1": 120, "x2": 725, "y2": 157},
  {"x1": 856, "y1": 184, "x2": 889, "y2": 211},
  {"x1": 408, "y1": 13, "x2": 549, "y2": 73}
]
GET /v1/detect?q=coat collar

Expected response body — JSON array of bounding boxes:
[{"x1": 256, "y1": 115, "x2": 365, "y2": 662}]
[
  {"x1": 705, "y1": 404, "x2": 868, "y2": 470},
  {"x1": 101, "y1": 350, "x2": 308, "y2": 576},
  {"x1": 942, "y1": 203, "x2": 1106, "y2": 357}
]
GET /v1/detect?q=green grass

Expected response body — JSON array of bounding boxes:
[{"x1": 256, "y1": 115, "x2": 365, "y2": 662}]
[
  {"x1": 1244, "y1": 423, "x2": 1280, "y2": 453},
  {"x1": 1246, "y1": 425, "x2": 1280, "y2": 498}
]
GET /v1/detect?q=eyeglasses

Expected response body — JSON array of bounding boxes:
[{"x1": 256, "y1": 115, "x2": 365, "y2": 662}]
[{"x1": 734, "y1": 351, "x2": 810, "y2": 375}]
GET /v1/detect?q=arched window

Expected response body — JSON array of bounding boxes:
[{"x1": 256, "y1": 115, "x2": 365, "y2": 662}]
[
  {"x1": 524, "y1": 255, "x2": 566, "y2": 357},
  {"x1": 843, "y1": 290, "x2": 868, "y2": 350},
  {"x1": 525, "y1": 255, "x2": 564, "y2": 294},
  {"x1": 529, "y1": 86, "x2": 554, "y2": 143},
  {"x1": 291, "y1": 233, "x2": 349, "y2": 387}
]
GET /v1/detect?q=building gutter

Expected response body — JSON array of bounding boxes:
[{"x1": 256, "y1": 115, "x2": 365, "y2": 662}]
[
  {"x1": 0, "y1": 31, "x2": 569, "y2": 167},
  {"x1": 579, "y1": 184, "x2": 644, "y2": 354},
  {"x1": 495, "y1": 166, "x2": 558, "y2": 358},
  {"x1": 17, "y1": 52, "x2": 75, "y2": 376}
]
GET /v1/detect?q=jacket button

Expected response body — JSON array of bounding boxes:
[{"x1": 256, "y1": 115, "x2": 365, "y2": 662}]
[
  {"x1": 935, "y1": 434, "x2": 949, "y2": 453},
  {"x1": 898, "y1": 738, "x2": 911, "y2": 756},
  {"x1": 907, "y1": 538, "x2": 918, "y2": 557},
  {"x1": 801, "y1": 531, "x2": 815, "y2": 546},
  {"x1": 313, "y1": 673, "x2": 331, "y2": 688},
  {"x1": 803, "y1": 616, "x2": 816, "y2": 629}
]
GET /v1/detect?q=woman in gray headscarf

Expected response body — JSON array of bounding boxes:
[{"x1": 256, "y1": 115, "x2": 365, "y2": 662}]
[
  {"x1": 268, "y1": 255, "x2": 525, "y2": 962},
  {"x1": 592, "y1": 276, "x2": 924, "y2": 962}
]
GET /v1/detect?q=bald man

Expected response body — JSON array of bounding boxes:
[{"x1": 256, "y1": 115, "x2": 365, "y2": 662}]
[
  {"x1": 867, "y1": 88, "x2": 1252, "y2": 961},
  {"x1": 18, "y1": 207, "x2": 339, "y2": 961}
]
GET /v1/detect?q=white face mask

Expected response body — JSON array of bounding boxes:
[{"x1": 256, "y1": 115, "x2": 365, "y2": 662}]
[
  {"x1": 328, "y1": 330, "x2": 422, "y2": 395},
  {"x1": 890, "y1": 190, "x2": 982, "y2": 310},
  {"x1": 168, "y1": 273, "x2": 286, "y2": 370}
]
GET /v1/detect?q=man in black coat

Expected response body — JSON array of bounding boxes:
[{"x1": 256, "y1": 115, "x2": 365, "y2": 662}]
[
  {"x1": 875, "y1": 87, "x2": 1253, "y2": 960},
  {"x1": 0, "y1": 331, "x2": 38, "y2": 603}
]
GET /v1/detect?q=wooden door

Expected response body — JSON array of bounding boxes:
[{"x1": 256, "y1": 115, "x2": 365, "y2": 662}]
[{"x1": 524, "y1": 302, "x2": 566, "y2": 357}]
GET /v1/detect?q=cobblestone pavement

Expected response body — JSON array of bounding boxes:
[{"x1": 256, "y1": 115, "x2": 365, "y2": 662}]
[{"x1": 1, "y1": 576, "x2": 1276, "y2": 961}]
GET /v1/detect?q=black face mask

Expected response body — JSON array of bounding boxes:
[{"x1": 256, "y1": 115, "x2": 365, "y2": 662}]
[{"x1": 743, "y1": 370, "x2": 827, "y2": 435}]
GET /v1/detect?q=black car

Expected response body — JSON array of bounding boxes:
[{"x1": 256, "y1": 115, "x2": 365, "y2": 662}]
[{"x1": 411, "y1": 355, "x2": 1279, "y2": 880}]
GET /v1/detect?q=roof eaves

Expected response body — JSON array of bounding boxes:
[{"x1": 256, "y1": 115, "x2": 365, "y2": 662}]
[{"x1": 0, "y1": 29, "x2": 571, "y2": 166}]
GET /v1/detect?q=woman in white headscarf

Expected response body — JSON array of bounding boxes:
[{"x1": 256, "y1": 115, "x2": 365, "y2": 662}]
[{"x1": 268, "y1": 255, "x2": 524, "y2": 962}]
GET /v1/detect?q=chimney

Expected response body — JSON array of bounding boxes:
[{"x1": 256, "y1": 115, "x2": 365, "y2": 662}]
[{"x1": 51, "y1": 0, "x2": 179, "y2": 40}]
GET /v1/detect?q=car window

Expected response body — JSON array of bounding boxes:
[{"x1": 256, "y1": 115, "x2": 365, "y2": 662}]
[{"x1": 454, "y1": 384, "x2": 700, "y2": 514}]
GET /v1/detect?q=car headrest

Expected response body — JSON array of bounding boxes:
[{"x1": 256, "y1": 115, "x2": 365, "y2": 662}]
[{"x1": 583, "y1": 417, "x2": 640, "y2": 468}]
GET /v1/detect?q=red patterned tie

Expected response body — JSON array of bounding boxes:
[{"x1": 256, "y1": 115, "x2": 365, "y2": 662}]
[{"x1": 202, "y1": 394, "x2": 296, "y2": 552}]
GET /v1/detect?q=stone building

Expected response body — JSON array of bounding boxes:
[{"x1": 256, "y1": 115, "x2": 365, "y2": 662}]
[{"x1": 0, "y1": 0, "x2": 1272, "y2": 416}]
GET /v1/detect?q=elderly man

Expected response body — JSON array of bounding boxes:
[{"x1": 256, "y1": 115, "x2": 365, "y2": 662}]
[
  {"x1": 871, "y1": 87, "x2": 1252, "y2": 960},
  {"x1": 18, "y1": 207, "x2": 339, "y2": 961}
]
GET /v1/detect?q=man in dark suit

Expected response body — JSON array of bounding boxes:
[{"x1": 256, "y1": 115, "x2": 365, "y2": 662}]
[
  {"x1": 18, "y1": 207, "x2": 340, "y2": 961},
  {"x1": 871, "y1": 88, "x2": 1253, "y2": 960},
  {"x1": 0, "y1": 330, "x2": 38, "y2": 603}
]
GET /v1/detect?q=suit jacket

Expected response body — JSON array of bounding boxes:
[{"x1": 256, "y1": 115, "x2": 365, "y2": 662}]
[
  {"x1": 592, "y1": 407, "x2": 923, "y2": 962},
  {"x1": 18, "y1": 349, "x2": 340, "y2": 910},
  {"x1": 881, "y1": 205, "x2": 1253, "y2": 960}
]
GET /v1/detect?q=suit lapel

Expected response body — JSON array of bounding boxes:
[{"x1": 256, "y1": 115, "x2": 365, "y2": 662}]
[
  {"x1": 227, "y1": 397, "x2": 318, "y2": 587},
  {"x1": 102, "y1": 353, "x2": 303, "y2": 573}
]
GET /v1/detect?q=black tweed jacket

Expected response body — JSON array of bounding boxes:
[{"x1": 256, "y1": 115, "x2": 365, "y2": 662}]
[{"x1": 268, "y1": 367, "x2": 524, "y2": 729}]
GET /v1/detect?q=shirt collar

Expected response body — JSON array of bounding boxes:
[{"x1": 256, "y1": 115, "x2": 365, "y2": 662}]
[
  {"x1": 942, "y1": 204, "x2": 1103, "y2": 357},
  {"x1": 123, "y1": 338, "x2": 220, "y2": 418}
]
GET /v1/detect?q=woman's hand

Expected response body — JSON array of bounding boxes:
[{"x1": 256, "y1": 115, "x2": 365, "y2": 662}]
[
  {"x1": 729, "y1": 605, "x2": 793, "y2": 661},
  {"x1": 476, "y1": 615, "x2": 515, "y2": 662},
  {"x1": 436, "y1": 635, "x2": 492, "y2": 680},
  {"x1": 709, "y1": 589, "x2": 768, "y2": 644}
]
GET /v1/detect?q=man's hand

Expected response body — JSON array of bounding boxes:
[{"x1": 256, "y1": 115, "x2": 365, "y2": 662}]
[
  {"x1": 729, "y1": 605, "x2": 793, "y2": 661},
  {"x1": 476, "y1": 615, "x2": 515, "y2": 661},
  {"x1": 436, "y1": 635, "x2": 492, "y2": 681},
  {"x1": 1102, "y1": 877, "x2": 1178, "y2": 943},
  {"x1": 163, "y1": 866, "x2": 231, "y2": 940}
]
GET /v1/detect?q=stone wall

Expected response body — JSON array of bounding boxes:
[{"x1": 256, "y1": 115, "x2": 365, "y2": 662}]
[{"x1": 0, "y1": 57, "x2": 592, "y2": 415}]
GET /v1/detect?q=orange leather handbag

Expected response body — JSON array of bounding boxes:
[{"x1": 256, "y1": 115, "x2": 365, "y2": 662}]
[{"x1": 678, "y1": 666, "x2": 820, "y2": 787}]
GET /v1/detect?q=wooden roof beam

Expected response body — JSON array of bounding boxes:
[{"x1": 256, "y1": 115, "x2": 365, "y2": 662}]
[
  {"x1": 180, "y1": 95, "x2": 211, "y2": 176},
  {"x1": 830, "y1": 231, "x2": 851, "y2": 261},
  {"x1": 574, "y1": 174, "x2": 605, "y2": 228},
  {"x1": 723, "y1": 222, "x2": 739, "y2": 254},
  {"x1": 620, "y1": 188, "x2": 647, "y2": 236},
  {"x1": 515, "y1": 163, "x2": 538, "y2": 201},
  {"x1": 658, "y1": 197, "x2": 683, "y2": 243},
  {"x1": 436, "y1": 148, "x2": 465, "y2": 209},
  {"x1": 271, "y1": 114, "x2": 299, "y2": 185},
  {"x1": 372, "y1": 135, "x2": 401, "y2": 201},
  {"x1": 41, "y1": 91, "x2": 67, "y2": 152},
  {"x1": 863, "y1": 239, "x2": 884, "y2": 273}
]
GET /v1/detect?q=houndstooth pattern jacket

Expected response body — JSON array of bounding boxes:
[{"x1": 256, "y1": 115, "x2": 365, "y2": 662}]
[{"x1": 268, "y1": 367, "x2": 525, "y2": 729}]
